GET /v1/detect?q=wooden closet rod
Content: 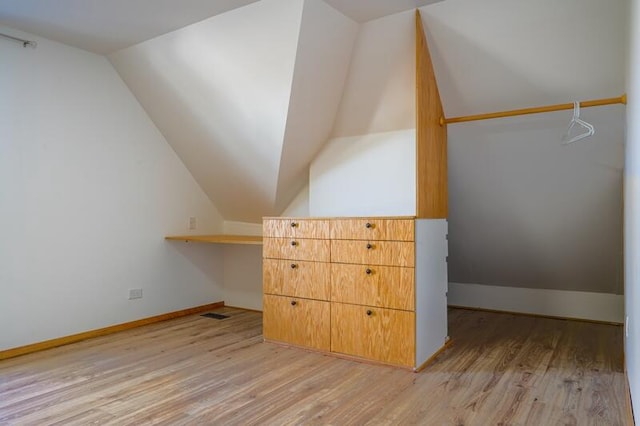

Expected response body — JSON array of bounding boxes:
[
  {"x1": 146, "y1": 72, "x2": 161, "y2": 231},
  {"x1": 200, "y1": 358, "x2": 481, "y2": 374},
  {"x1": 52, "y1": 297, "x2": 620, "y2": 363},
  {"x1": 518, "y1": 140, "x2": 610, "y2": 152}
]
[{"x1": 440, "y1": 94, "x2": 627, "y2": 126}]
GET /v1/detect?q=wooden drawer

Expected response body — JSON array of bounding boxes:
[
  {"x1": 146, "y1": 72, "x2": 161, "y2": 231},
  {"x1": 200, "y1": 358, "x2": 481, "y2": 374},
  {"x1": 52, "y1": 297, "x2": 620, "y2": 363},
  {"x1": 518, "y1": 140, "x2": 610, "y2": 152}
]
[
  {"x1": 331, "y1": 302, "x2": 415, "y2": 367},
  {"x1": 331, "y1": 264, "x2": 415, "y2": 310},
  {"x1": 264, "y1": 218, "x2": 330, "y2": 239},
  {"x1": 331, "y1": 240, "x2": 414, "y2": 267},
  {"x1": 331, "y1": 219, "x2": 414, "y2": 241},
  {"x1": 263, "y1": 294, "x2": 330, "y2": 351},
  {"x1": 263, "y1": 259, "x2": 330, "y2": 301},
  {"x1": 263, "y1": 237, "x2": 330, "y2": 262}
]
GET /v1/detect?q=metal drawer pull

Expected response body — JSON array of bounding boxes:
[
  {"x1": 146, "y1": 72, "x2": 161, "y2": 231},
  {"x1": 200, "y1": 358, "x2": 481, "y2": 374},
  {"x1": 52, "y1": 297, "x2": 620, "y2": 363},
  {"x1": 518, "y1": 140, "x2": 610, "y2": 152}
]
[
  {"x1": 291, "y1": 300, "x2": 297, "y2": 306},
  {"x1": 290, "y1": 263, "x2": 298, "y2": 269},
  {"x1": 365, "y1": 222, "x2": 374, "y2": 229},
  {"x1": 366, "y1": 243, "x2": 374, "y2": 250},
  {"x1": 291, "y1": 240, "x2": 298, "y2": 246},
  {"x1": 365, "y1": 268, "x2": 372, "y2": 275},
  {"x1": 291, "y1": 222, "x2": 298, "y2": 228},
  {"x1": 366, "y1": 309, "x2": 373, "y2": 316}
]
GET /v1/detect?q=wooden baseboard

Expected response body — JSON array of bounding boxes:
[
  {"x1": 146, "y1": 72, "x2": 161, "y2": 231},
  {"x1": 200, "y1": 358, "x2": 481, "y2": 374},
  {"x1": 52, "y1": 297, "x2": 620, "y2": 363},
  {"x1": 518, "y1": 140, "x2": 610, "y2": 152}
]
[
  {"x1": 448, "y1": 305, "x2": 623, "y2": 327},
  {"x1": 224, "y1": 305, "x2": 263, "y2": 313},
  {"x1": 0, "y1": 301, "x2": 225, "y2": 361},
  {"x1": 414, "y1": 336, "x2": 452, "y2": 373}
]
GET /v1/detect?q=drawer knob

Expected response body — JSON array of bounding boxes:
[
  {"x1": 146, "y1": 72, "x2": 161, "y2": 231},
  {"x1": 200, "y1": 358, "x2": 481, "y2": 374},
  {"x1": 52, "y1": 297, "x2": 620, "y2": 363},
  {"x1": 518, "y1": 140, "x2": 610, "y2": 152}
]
[
  {"x1": 291, "y1": 300, "x2": 297, "y2": 306},
  {"x1": 365, "y1": 222, "x2": 374, "y2": 229},
  {"x1": 365, "y1": 268, "x2": 372, "y2": 275},
  {"x1": 290, "y1": 263, "x2": 298, "y2": 269},
  {"x1": 366, "y1": 243, "x2": 373, "y2": 250},
  {"x1": 366, "y1": 309, "x2": 373, "y2": 316},
  {"x1": 291, "y1": 240, "x2": 298, "y2": 246},
  {"x1": 291, "y1": 222, "x2": 298, "y2": 228}
]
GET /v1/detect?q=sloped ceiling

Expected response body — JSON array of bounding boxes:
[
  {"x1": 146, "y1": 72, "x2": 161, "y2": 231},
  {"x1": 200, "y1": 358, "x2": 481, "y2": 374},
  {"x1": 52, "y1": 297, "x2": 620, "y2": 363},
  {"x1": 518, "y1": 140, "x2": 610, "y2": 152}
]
[
  {"x1": 323, "y1": 0, "x2": 442, "y2": 23},
  {"x1": 0, "y1": 0, "x2": 259, "y2": 54},
  {"x1": 420, "y1": 0, "x2": 627, "y2": 293},
  {"x1": 0, "y1": 0, "x2": 442, "y2": 54},
  {"x1": 110, "y1": 0, "x2": 357, "y2": 222},
  {"x1": 331, "y1": 9, "x2": 416, "y2": 138},
  {"x1": 275, "y1": 0, "x2": 358, "y2": 212},
  {"x1": 420, "y1": 0, "x2": 626, "y2": 116}
]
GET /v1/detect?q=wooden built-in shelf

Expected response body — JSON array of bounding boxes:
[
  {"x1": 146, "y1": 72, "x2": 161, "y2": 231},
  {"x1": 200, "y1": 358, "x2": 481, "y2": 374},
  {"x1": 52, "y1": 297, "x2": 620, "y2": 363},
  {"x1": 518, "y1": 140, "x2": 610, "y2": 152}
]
[{"x1": 165, "y1": 234, "x2": 263, "y2": 245}]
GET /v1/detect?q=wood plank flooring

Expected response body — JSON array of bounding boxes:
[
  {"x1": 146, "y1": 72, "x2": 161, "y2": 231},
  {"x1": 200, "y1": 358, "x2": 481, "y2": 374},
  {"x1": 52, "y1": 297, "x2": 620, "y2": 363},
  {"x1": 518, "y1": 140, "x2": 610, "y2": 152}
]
[{"x1": 0, "y1": 307, "x2": 628, "y2": 425}]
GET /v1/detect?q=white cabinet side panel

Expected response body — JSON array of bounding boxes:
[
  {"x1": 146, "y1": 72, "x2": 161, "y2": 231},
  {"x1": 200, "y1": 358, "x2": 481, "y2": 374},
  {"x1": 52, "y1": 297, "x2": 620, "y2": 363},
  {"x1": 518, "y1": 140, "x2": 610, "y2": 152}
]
[{"x1": 415, "y1": 219, "x2": 448, "y2": 367}]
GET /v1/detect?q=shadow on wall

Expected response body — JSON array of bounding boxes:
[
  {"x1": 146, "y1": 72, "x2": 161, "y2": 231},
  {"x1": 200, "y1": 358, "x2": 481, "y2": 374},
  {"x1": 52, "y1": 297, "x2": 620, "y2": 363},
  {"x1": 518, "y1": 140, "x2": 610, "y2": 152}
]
[
  {"x1": 164, "y1": 241, "x2": 224, "y2": 290},
  {"x1": 163, "y1": 241, "x2": 264, "y2": 311},
  {"x1": 223, "y1": 245, "x2": 263, "y2": 311},
  {"x1": 447, "y1": 106, "x2": 624, "y2": 294}
]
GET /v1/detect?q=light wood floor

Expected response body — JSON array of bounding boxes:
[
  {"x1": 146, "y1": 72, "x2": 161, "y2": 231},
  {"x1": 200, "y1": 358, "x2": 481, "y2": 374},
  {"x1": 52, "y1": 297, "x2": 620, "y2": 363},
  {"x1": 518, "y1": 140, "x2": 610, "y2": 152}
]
[{"x1": 0, "y1": 307, "x2": 628, "y2": 425}]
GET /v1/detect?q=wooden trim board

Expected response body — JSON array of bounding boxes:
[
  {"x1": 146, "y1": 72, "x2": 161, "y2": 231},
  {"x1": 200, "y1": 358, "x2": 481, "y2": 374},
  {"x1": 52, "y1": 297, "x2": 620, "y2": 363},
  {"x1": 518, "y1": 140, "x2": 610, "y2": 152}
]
[
  {"x1": 224, "y1": 305, "x2": 263, "y2": 313},
  {"x1": 415, "y1": 10, "x2": 448, "y2": 219},
  {"x1": 414, "y1": 336, "x2": 451, "y2": 373},
  {"x1": 0, "y1": 301, "x2": 225, "y2": 361}
]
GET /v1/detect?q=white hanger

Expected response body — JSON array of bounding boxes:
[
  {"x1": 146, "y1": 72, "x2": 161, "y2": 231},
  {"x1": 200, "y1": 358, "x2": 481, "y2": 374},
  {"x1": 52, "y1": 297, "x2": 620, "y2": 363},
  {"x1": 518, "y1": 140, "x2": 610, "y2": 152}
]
[{"x1": 562, "y1": 101, "x2": 595, "y2": 145}]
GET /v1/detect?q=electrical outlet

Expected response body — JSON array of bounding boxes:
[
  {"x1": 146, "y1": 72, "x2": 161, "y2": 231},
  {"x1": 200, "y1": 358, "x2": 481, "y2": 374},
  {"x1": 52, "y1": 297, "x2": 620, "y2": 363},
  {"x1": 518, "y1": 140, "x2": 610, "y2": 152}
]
[
  {"x1": 129, "y1": 288, "x2": 143, "y2": 300},
  {"x1": 626, "y1": 316, "x2": 630, "y2": 338},
  {"x1": 189, "y1": 216, "x2": 197, "y2": 230}
]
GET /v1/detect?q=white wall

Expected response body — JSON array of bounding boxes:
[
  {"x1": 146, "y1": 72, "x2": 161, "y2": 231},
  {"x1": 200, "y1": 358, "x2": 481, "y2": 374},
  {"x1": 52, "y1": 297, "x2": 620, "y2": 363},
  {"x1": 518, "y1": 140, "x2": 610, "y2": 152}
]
[
  {"x1": 0, "y1": 27, "x2": 225, "y2": 350},
  {"x1": 626, "y1": 0, "x2": 640, "y2": 419},
  {"x1": 309, "y1": 129, "x2": 416, "y2": 217},
  {"x1": 223, "y1": 221, "x2": 262, "y2": 236},
  {"x1": 308, "y1": 11, "x2": 417, "y2": 218},
  {"x1": 281, "y1": 184, "x2": 310, "y2": 217}
]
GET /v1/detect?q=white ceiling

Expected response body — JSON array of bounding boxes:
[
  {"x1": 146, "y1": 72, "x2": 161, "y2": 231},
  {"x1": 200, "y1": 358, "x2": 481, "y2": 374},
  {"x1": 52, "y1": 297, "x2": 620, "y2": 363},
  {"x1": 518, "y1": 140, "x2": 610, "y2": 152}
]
[
  {"x1": 0, "y1": 0, "x2": 442, "y2": 54},
  {"x1": 324, "y1": 0, "x2": 442, "y2": 23},
  {"x1": 0, "y1": 0, "x2": 259, "y2": 54}
]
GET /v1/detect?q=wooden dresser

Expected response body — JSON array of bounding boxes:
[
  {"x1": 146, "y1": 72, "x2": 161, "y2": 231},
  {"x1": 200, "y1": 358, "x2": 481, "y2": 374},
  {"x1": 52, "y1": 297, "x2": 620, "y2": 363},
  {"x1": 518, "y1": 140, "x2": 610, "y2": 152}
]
[{"x1": 263, "y1": 216, "x2": 448, "y2": 370}]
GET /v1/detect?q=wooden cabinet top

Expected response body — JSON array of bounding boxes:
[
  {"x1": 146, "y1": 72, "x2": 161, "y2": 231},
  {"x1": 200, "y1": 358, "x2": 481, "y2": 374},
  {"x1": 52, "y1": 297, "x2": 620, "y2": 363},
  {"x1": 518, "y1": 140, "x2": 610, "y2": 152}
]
[
  {"x1": 263, "y1": 217, "x2": 415, "y2": 242},
  {"x1": 263, "y1": 216, "x2": 416, "y2": 220}
]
